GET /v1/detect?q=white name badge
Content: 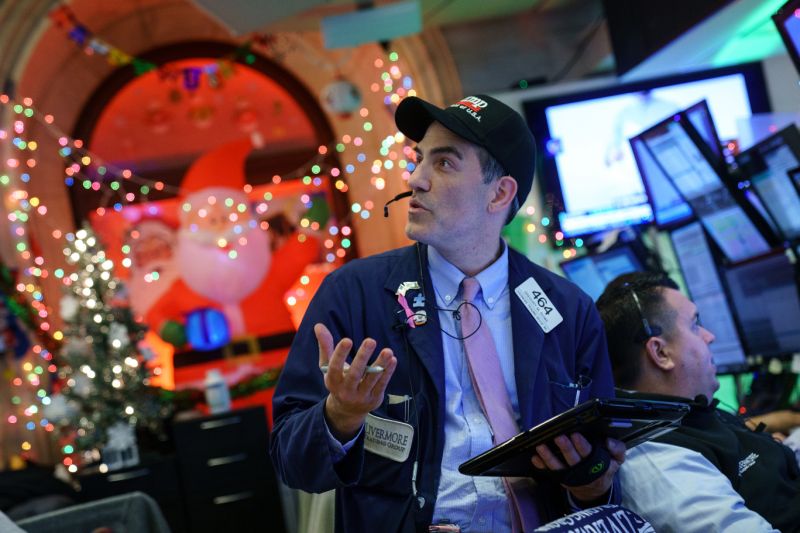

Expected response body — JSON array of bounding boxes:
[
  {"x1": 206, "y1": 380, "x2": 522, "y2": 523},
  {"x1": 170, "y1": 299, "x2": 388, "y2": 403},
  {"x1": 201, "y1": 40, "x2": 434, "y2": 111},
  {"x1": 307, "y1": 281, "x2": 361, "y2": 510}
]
[
  {"x1": 514, "y1": 277, "x2": 564, "y2": 333},
  {"x1": 364, "y1": 413, "x2": 414, "y2": 463}
]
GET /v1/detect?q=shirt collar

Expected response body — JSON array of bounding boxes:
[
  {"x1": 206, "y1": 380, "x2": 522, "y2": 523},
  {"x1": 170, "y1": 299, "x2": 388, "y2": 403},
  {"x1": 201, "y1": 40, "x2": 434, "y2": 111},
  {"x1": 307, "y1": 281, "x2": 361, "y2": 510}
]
[{"x1": 427, "y1": 241, "x2": 509, "y2": 310}]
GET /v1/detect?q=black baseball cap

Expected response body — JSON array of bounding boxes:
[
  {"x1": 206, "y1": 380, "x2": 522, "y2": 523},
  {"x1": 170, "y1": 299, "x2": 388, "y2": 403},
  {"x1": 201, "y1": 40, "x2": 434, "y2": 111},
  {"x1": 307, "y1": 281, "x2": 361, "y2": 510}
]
[{"x1": 394, "y1": 94, "x2": 536, "y2": 220}]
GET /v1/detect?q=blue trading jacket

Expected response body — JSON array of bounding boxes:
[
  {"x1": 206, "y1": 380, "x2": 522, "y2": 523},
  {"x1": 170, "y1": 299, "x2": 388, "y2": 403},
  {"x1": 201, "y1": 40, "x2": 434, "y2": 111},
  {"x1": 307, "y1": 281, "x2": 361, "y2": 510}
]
[{"x1": 270, "y1": 243, "x2": 616, "y2": 532}]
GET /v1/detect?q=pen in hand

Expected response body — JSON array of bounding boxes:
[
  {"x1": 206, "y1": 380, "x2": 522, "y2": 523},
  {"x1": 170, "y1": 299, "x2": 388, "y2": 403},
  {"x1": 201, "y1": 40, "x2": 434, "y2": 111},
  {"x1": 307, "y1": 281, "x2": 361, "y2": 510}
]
[{"x1": 320, "y1": 364, "x2": 385, "y2": 374}]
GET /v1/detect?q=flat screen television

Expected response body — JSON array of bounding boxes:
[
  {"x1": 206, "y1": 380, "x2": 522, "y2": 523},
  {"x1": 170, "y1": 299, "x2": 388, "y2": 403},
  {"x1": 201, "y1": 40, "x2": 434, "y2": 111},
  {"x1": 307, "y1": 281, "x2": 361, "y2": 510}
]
[
  {"x1": 632, "y1": 100, "x2": 727, "y2": 228},
  {"x1": 632, "y1": 111, "x2": 776, "y2": 263},
  {"x1": 560, "y1": 245, "x2": 644, "y2": 301},
  {"x1": 790, "y1": 166, "x2": 800, "y2": 191},
  {"x1": 684, "y1": 100, "x2": 725, "y2": 164},
  {"x1": 631, "y1": 132, "x2": 694, "y2": 229},
  {"x1": 735, "y1": 125, "x2": 800, "y2": 241},
  {"x1": 773, "y1": 0, "x2": 800, "y2": 76},
  {"x1": 670, "y1": 221, "x2": 748, "y2": 373},
  {"x1": 723, "y1": 251, "x2": 800, "y2": 358},
  {"x1": 524, "y1": 63, "x2": 770, "y2": 238}
]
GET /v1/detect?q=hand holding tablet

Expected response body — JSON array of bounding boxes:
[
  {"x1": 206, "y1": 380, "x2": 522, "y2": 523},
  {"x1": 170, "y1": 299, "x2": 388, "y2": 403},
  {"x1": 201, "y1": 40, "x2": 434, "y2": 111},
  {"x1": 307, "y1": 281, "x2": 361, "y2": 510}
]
[{"x1": 459, "y1": 397, "x2": 690, "y2": 478}]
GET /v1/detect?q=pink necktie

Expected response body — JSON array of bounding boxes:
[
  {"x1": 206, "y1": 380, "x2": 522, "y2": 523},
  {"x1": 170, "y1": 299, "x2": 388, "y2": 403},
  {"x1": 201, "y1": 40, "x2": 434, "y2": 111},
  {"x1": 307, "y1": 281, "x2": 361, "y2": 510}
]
[{"x1": 460, "y1": 277, "x2": 540, "y2": 532}]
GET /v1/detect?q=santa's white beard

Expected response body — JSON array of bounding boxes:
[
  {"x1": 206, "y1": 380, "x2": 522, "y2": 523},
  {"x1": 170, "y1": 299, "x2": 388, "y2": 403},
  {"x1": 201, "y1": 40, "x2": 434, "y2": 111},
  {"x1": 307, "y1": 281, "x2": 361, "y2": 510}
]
[{"x1": 176, "y1": 227, "x2": 271, "y2": 305}]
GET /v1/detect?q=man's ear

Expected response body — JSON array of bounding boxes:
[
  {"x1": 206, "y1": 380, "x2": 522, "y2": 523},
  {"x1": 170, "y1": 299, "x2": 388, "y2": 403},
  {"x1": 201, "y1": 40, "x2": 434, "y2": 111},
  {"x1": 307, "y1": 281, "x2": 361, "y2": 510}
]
[
  {"x1": 644, "y1": 335, "x2": 674, "y2": 371},
  {"x1": 488, "y1": 175, "x2": 517, "y2": 215}
]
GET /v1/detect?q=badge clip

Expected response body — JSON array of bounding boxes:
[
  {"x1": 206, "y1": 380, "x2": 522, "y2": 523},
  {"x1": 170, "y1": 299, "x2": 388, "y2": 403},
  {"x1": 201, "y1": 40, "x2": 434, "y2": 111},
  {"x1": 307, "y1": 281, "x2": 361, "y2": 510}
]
[{"x1": 396, "y1": 281, "x2": 426, "y2": 327}]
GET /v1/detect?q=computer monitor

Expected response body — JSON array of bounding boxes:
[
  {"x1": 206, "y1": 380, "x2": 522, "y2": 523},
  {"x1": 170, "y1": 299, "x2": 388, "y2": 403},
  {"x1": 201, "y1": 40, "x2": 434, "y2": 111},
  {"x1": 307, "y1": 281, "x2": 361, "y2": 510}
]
[
  {"x1": 670, "y1": 222, "x2": 747, "y2": 372},
  {"x1": 773, "y1": 0, "x2": 800, "y2": 76},
  {"x1": 736, "y1": 126, "x2": 800, "y2": 241},
  {"x1": 631, "y1": 100, "x2": 729, "y2": 229},
  {"x1": 560, "y1": 245, "x2": 644, "y2": 301},
  {"x1": 723, "y1": 251, "x2": 800, "y2": 357},
  {"x1": 524, "y1": 63, "x2": 769, "y2": 237},
  {"x1": 631, "y1": 135, "x2": 694, "y2": 228},
  {"x1": 684, "y1": 100, "x2": 724, "y2": 163},
  {"x1": 791, "y1": 166, "x2": 800, "y2": 190},
  {"x1": 633, "y1": 113, "x2": 774, "y2": 262}
]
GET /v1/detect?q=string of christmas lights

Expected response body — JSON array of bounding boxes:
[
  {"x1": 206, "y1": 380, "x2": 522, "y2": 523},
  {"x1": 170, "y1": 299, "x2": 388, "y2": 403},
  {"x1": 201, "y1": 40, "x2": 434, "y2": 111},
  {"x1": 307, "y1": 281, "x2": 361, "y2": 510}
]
[{"x1": 0, "y1": 50, "x2": 422, "y2": 271}]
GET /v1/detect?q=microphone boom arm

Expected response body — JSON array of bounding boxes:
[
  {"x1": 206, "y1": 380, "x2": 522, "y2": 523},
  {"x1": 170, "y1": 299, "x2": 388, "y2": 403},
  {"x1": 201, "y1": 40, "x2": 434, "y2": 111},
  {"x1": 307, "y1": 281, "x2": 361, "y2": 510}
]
[{"x1": 383, "y1": 191, "x2": 413, "y2": 217}]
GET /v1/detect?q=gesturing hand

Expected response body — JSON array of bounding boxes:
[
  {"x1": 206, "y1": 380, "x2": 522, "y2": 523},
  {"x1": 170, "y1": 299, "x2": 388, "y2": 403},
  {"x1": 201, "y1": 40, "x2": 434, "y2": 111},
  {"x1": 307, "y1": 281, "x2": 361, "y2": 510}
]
[{"x1": 316, "y1": 323, "x2": 397, "y2": 441}]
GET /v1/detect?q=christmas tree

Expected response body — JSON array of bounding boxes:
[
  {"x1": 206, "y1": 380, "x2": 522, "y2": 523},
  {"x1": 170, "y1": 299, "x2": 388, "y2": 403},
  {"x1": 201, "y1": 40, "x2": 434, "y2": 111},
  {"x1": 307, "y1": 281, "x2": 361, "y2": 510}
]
[{"x1": 54, "y1": 226, "x2": 171, "y2": 467}]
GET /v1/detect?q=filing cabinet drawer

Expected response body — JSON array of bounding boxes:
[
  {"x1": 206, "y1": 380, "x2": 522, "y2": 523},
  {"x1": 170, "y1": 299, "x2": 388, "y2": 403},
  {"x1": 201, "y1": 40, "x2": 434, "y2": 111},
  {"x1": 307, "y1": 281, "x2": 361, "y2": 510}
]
[
  {"x1": 172, "y1": 407, "x2": 270, "y2": 461},
  {"x1": 172, "y1": 406, "x2": 285, "y2": 532},
  {"x1": 184, "y1": 484, "x2": 280, "y2": 533},
  {"x1": 180, "y1": 449, "x2": 272, "y2": 495}
]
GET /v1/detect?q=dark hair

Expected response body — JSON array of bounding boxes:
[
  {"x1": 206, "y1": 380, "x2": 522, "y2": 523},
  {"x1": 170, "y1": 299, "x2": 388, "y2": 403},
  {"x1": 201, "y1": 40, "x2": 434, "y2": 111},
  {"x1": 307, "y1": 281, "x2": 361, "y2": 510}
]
[
  {"x1": 476, "y1": 146, "x2": 518, "y2": 222},
  {"x1": 595, "y1": 272, "x2": 679, "y2": 388},
  {"x1": 476, "y1": 146, "x2": 507, "y2": 184}
]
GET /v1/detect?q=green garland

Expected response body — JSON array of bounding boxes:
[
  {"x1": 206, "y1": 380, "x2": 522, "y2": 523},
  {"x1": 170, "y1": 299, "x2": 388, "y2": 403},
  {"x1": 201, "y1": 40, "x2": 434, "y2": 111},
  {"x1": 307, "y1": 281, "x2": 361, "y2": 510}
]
[
  {"x1": 162, "y1": 367, "x2": 283, "y2": 412},
  {"x1": 229, "y1": 366, "x2": 282, "y2": 398},
  {"x1": 0, "y1": 262, "x2": 61, "y2": 355}
]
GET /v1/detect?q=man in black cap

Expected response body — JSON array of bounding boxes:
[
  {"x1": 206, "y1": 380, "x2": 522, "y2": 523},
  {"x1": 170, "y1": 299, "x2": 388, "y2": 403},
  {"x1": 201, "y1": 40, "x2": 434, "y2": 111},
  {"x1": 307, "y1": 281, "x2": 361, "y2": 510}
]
[{"x1": 271, "y1": 95, "x2": 623, "y2": 532}]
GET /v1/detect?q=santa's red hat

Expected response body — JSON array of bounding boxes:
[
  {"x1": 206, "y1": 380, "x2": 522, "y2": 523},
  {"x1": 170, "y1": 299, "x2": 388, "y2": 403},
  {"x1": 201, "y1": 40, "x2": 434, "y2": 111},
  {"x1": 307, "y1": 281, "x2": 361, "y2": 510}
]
[{"x1": 180, "y1": 138, "x2": 254, "y2": 196}]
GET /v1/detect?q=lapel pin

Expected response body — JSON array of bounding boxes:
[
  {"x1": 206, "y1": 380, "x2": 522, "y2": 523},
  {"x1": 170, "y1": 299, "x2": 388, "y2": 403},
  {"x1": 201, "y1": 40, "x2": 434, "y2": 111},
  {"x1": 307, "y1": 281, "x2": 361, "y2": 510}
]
[{"x1": 396, "y1": 281, "x2": 425, "y2": 328}]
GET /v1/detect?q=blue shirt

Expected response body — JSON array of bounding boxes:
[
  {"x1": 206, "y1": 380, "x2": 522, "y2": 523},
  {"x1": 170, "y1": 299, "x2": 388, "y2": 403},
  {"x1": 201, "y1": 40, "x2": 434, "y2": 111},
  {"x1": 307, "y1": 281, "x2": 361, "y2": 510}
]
[
  {"x1": 621, "y1": 441, "x2": 778, "y2": 532},
  {"x1": 428, "y1": 243, "x2": 519, "y2": 532}
]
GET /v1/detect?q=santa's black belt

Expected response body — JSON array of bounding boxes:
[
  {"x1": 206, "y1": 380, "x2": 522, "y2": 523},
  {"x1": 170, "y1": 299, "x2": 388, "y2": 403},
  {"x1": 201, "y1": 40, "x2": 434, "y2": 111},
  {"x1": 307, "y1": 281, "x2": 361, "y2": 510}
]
[{"x1": 173, "y1": 331, "x2": 296, "y2": 368}]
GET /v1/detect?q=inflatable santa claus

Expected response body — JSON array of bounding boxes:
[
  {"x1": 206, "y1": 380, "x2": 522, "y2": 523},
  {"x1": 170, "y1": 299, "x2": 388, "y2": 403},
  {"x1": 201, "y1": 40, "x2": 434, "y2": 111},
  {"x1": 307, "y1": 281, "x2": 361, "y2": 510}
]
[{"x1": 142, "y1": 138, "x2": 321, "y2": 362}]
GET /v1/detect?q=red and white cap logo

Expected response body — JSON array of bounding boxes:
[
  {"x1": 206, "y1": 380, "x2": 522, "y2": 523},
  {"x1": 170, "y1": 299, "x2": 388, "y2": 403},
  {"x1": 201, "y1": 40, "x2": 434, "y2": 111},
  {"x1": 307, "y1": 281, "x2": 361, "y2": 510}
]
[{"x1": 451, "y1": 96, "x2": 489, "y2": 121}]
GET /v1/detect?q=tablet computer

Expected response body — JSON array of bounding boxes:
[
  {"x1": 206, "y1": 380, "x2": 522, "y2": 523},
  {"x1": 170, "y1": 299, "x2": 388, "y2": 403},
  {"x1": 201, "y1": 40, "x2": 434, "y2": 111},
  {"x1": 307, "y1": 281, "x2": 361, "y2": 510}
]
[{"x1": 458, "y1": 397, "x2": 690, "y2": 477}]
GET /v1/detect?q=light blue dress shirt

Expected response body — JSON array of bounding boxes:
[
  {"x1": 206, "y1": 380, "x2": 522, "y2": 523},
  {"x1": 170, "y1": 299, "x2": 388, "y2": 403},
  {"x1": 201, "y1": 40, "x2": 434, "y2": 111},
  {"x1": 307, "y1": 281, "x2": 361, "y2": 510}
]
[
  {"x1": 620, "y1": 441, "x2": 778, "y2": 532},
  {"x1": 428, "y1": 243, "x2": 519, "y2": 532},
  {"x1": 325, "y1": 242, "x2": 522, "y2": 532}
]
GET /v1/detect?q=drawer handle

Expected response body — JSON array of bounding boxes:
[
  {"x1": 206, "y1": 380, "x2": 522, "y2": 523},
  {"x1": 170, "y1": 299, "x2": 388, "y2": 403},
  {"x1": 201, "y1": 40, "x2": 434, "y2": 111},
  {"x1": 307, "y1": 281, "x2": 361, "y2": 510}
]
[
  {"x1": 207, "y1": 453, "x2": 247, "y2": 467},
  {"x1": 200, "y1": 416, "x2": 242, "y2": 430},
  {"x1": 213, "y1": 491, "x2": 254, "y2": 505},
  {"x1": 107, "y1": 468, "x2": 150, "y2": 483}
]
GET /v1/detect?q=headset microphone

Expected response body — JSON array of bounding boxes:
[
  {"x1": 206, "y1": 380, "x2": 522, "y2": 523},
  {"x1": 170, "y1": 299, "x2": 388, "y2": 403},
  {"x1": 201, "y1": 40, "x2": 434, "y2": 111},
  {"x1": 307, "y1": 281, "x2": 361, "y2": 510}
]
[{"x1": 383, "y1": 191, "x2": 413, "y2": 217}]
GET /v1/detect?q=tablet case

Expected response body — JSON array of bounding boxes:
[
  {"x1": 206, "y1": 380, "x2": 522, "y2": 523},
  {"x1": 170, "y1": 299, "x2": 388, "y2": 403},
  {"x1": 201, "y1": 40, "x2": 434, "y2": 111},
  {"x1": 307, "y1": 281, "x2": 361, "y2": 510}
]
[{"x1": 458, "y1": 397, "x2": 690, "y2": 477}]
